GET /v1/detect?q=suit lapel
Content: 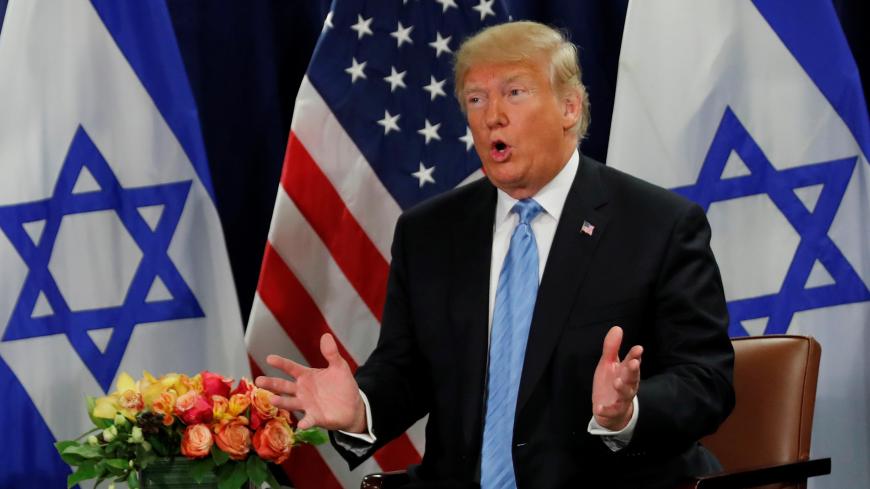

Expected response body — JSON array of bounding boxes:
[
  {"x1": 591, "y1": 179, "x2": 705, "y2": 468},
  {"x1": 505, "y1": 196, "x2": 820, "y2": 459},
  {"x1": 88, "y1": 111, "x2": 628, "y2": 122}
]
[
  {"x1": 449, "y1": 179, "x2": 496, "y2": 450},
  {"x1": 516, "y1": 156, "x2": 611, "y2": 414}
]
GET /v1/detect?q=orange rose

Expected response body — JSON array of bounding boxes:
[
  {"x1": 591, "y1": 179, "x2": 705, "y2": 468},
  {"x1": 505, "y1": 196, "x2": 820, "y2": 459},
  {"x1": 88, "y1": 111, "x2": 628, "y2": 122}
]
[
  {"x1": 175, "y1": 391, "x2": 214, "y2": 425},
  {"x1": 252, "y1": 418, "x2": 294, "y2": 464},
  {"x1": 152, "y1": 390, "x2": 178, "y2": 426},
  {"x1": 214, "y1": 418, "x2": 251, "y2": 461},
  {"x1": 181, "y1": 424, "x2": 213, "y2": 459},
  {"x1": 249, "y1": 388, "x2": 277, "y2": 430}
]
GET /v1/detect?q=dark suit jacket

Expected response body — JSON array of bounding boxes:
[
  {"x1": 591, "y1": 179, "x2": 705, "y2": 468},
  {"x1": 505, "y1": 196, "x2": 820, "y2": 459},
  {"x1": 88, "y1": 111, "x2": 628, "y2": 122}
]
[{"x1": 333, "y1": 155, "x2": 735, "y2": 489}]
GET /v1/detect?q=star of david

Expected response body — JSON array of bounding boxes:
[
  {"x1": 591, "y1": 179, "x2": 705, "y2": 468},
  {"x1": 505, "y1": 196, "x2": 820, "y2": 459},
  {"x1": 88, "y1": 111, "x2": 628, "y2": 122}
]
[
  {"x1": 673, "y1": 107, "x2": 870, "y2": 337},
  {"x1": 0, "y1": 126, "x2": 204, "y2": 391}
]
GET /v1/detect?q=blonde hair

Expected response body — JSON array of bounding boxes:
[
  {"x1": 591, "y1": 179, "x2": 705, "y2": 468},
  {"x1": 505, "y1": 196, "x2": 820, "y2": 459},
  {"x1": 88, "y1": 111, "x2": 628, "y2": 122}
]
[{"x1": 453, "y1": 21, "x2": 591, "y2": 140}]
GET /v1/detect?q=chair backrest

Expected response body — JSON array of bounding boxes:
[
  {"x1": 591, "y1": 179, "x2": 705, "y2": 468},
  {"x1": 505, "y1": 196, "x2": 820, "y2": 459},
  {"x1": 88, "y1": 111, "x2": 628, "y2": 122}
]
[{"x1": 701, "y1": 335, "x2": 821, "y2": 489}]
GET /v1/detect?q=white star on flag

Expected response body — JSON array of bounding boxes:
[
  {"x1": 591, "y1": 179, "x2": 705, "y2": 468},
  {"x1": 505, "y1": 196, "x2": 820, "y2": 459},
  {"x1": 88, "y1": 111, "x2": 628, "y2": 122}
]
[
  {"x1": 384, "y1": 66, "x2": 408, "y2": 92},
  {"x1": 434, "y1": 0, "x2": 458, "y2": 13},
  {"x1": 429, "y1": 32, "x2": 452, "y2": 58},
  {"x1": 412, "y1": 162, "x2": 436, "y2": 187},
  {"x1": 459, "y1": 127, "x2": 475, "y2": 151},
  {"x1": 390, "y1": 21, "x2": 414, "y2": 47},
  {"x1": 350, "y1": 14, "x2": 374, "y2": 39},
  {"x1": 345, "y1": 57, "x2": 367, "y2": 83},
  {"x1": 423, "y1": 76, "x2": 446, "y2": 101},
  {"x1": 418, "y1": 119, "x2": 442, "y2": 144},
  {"x1": 473, "y1": 0, "x2": 496, "y2": 21},
  {"x1": 377, "y1": 110, "x2": 401, "y2": 135}
]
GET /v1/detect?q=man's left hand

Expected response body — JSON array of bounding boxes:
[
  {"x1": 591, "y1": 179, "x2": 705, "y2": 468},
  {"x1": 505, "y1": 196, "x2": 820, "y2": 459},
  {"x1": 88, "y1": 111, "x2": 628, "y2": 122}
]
[{"x1": 592, "y1": 326, "x2": 643, "y2": 431}]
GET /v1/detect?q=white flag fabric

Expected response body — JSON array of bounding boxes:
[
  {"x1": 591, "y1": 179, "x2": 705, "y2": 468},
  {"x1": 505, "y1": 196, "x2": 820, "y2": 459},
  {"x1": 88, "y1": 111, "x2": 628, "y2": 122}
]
[
  {"x1": 0, "y1": 0, "x2": 250, "y2": 485},
  {"x1": 608, "y1": 1, "x2": 870, "y2": 488}
]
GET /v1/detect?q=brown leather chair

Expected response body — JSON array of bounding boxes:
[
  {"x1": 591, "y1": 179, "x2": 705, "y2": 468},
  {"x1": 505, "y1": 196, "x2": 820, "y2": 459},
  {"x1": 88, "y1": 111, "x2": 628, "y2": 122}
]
[
  {"x1": 676, "y1": 335, "x2": 830, "y2": 489},
  {"x1": 362, "y1": 335, "x2": 831, "y2": 489}
]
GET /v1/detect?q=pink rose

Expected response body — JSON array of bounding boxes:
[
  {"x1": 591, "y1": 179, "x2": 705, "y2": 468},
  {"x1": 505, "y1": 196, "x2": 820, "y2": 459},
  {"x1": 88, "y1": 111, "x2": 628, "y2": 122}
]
[
  {"x1": 252, "y1": 418, "x2": 294, "y2": 464},
  {"x1": 181, "y1": 424, "x2": 213, "y2": 459},
  {"x1": 175, "y1": 391, "x2": 214, "y2": 425},
  {"x1": 201, "y1": 371, "x2": 233, "y2": 400}
]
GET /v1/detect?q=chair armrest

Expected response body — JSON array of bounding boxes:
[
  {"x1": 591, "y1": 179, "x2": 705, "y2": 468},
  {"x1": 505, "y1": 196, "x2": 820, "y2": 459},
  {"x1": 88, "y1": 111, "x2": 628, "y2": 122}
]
[
  {"x1": 361, "y1": 470, "x2": 410, "y2": 489},
  {"x1": 675, "y1": 458, "x2": 831, "y2": 489}
]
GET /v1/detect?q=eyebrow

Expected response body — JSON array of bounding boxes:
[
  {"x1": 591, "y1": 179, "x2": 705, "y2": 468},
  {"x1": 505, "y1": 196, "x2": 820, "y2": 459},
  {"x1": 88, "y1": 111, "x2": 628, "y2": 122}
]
[{"x1": 463, "y1": 73, "x2": 532, "y2": 95}]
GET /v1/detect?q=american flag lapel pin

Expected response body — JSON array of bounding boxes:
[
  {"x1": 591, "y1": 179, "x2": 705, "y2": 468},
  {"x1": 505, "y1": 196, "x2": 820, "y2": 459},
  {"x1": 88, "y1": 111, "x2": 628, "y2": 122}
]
[{"x1": 580, "y1": 220, "x2": 595, "y2": 236}]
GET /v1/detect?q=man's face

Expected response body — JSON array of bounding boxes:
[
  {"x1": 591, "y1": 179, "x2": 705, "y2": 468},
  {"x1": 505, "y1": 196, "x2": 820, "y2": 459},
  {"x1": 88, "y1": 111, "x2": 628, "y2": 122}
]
[{"x1": 462, "y1": 59, "x2": 580, "y2": 199}]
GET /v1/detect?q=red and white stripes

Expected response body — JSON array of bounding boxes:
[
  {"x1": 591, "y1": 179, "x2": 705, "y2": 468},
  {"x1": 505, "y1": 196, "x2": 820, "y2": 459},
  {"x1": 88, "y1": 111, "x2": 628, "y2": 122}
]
[{"x1": 246, "y1": 76, "x2": 424, "y2": 488}]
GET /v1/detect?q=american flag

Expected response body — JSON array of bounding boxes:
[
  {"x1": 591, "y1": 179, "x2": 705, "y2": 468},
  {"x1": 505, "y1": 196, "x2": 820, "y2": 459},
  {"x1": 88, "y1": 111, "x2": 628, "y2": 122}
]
[{"x1": 245, "y1": 1, "x2": 508, "y2": 487}]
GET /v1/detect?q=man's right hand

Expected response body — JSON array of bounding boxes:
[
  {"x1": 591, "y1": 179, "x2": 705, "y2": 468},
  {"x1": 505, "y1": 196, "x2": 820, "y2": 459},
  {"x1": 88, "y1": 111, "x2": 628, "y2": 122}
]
[{"x1": 254, "y1": 333, "x2": 367, "y2": 433}]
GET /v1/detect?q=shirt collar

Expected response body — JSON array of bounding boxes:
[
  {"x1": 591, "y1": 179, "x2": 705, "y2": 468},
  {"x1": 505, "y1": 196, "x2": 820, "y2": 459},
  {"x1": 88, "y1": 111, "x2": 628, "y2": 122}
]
[{"x1": 495, "y1": 149, "x2": 579, "y2": 225}]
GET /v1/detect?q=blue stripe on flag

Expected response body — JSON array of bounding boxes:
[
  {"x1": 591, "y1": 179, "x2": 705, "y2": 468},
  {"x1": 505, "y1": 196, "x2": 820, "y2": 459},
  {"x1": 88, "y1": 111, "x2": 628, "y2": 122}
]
[
  {"x1": 0, "y1": 357, "x2": 70, "y2": 488},
  {"x1": 752, "y1": 0, "x2": 870, "y2": 161},
  {"x1": 88, "y1": 0, "x2": 218, "y2": 201},
  {"x1": 0, "y1": 1, "x2": 8, "y2": 33}
]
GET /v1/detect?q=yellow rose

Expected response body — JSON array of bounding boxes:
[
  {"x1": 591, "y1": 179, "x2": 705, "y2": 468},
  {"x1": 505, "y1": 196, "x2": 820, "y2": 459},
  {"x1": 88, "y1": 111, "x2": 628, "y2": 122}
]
[
  {"x1": 228, "y1": 393, "x2": 251, "y2": 418},
  {"x1": 212, "y1": 395, "x2": 230, "y2": 422}
]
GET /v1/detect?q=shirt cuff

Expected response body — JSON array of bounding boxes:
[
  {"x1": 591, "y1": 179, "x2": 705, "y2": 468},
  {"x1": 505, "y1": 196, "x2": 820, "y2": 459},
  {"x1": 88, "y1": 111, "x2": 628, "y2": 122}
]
[
  {"x1": 335, "y1": 389, "x2": 377, "y2": 444},
  {"x1": 586, "y1": 396, "x2": 639, "y2": 452}
]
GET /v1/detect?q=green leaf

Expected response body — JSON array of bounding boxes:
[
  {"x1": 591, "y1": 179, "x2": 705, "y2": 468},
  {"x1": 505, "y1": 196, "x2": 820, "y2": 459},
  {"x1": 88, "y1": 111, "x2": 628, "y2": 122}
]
[
  {"x1": 127, "y1": 470, "x2": 140, "y2": 489},
  {"x1": 148, "y1": 435, "x2": 169, "y2": 456},
  {"x1": 103, "y1": 458, "x2": 129, "y2": 470},
  {"x1": 63, "y1": 444, "x2": 103, "y2": 459},
  {"x1": 245, "y1": 455, "x2": 268, "y2": 486},
  {"x1": 264, "y1": 469, "x2": 282, "y2": 489},
  {"x1": 217, "y1": 461, "x2": 249, "y2": 489},
  {"x1": 56, "y1": 441, "x2": 88, "y2": 466},
  {"x1": 55, "y1": 440, "x2": 79, "y2": 454},
  {"x1": 216, "y1": 461, "x2": 235, "y2": 479},
  {"x1": 189, "y1": 458, "x2": 216, "y2": 483},
  {"x1": 211, "y1": 445, "x2": 230, "y2": 466},
  {"x1": 67, "y1": 462, "x2": 99, "y2": 488},
  {"x1": 294, "y1": 427, "x2": 328, "y2": 445}
]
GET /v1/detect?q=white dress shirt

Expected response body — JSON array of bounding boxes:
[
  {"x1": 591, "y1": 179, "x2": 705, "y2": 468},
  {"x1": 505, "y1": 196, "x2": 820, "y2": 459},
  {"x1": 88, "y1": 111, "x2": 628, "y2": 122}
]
[{"x1": 340, "y1": 150, "x2": 637, "y2": 451}]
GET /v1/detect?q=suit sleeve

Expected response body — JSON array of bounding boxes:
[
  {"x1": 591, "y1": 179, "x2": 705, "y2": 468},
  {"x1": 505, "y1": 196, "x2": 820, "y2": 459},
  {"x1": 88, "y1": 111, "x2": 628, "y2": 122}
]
[
  {"x1": 631, "y1": 202, "x2": 735, "y2": 451},
  {"x1": 330, "y1": 214, "x2": 431, "y2": 468}
]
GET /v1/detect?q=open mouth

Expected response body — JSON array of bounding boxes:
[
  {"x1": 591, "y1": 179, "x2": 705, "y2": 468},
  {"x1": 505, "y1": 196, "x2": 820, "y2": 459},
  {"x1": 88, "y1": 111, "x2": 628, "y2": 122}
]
[{"x1": 490, "y1": 140, "x2": 511, "y2": 162}]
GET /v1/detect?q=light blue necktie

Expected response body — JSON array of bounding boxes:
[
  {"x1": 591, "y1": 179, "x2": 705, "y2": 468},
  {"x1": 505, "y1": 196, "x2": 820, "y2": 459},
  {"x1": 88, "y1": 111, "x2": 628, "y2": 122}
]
[{"x1": 481, "y1": 198, "x2": 543, "y2": 489}]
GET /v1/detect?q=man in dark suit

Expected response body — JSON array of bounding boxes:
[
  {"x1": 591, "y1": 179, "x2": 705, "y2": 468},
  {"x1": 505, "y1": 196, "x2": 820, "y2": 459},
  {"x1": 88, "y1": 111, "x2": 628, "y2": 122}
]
[{"x1": 256, "y1": 21, "x2": 734, "y2": 489}]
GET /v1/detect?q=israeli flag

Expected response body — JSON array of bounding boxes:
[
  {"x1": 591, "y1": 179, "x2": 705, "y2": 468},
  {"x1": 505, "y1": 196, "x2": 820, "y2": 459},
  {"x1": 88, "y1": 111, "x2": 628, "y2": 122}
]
[
  {"x1": 608, "y1": 1, "x2": 870, "y2": 488},
  {"x1": 0, "y1": 1, "x2": 250, "y2": 485}
]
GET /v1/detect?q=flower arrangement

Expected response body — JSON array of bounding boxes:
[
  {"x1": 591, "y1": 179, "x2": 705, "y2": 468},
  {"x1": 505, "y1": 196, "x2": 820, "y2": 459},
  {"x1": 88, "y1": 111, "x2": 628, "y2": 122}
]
[{"x1": 55, "y1": 371, "x2": 326, "y2": 489}]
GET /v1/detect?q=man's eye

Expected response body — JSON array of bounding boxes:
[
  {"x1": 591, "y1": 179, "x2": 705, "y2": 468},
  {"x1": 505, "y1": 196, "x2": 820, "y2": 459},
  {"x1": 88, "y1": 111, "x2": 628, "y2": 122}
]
[
  {"x1": 468, "y1": 96, "x2": 481, "y2": 105},
  {"x1": 509, "y1": 88, "x2": 524, "y2": 96}
]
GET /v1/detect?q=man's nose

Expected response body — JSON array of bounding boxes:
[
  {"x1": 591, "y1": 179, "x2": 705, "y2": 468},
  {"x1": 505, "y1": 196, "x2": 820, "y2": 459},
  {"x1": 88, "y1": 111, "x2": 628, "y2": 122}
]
[{"x1": 484, "y1": 97, "x2": 507, "y2": 128}]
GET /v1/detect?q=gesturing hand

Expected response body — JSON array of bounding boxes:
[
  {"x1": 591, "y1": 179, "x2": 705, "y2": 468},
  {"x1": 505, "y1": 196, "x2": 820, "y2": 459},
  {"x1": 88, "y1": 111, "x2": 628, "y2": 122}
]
[
  {"x1": 255, "y1": 333, "x2": 367, "y2": 433},
  {"x1": 591, "y1": 326, "x2": 643, "y2": 431}
]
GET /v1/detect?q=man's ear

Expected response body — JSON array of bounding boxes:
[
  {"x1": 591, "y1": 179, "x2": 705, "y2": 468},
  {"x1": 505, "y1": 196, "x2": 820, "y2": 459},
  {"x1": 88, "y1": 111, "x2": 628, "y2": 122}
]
[{"x1": 561, "y1": 90, "x2": 582, "y2": 130}]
